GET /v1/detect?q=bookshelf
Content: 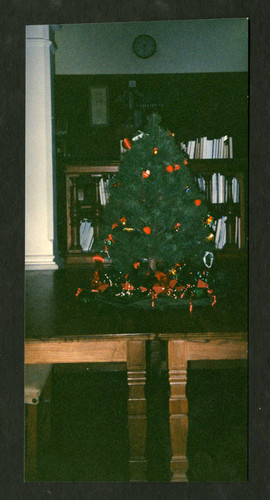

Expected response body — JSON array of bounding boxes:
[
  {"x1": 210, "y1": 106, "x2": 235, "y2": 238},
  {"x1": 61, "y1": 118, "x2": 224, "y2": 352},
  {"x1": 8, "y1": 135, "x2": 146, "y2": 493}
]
[
  {"x1": 190, "y1": 159, "x2": 247, "y2": 255},
  {"x1": 65, "y1": 163, "x2": 119, "y2": 265},
  {"x1": 64, "y1": 158, "x2": 247, "y2": 266}
]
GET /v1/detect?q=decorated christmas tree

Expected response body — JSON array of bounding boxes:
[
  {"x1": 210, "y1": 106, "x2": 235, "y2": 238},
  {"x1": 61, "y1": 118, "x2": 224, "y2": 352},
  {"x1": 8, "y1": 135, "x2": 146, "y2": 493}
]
[{"x1": 78, "y1": 114, "x2": 216, "y2": 311}]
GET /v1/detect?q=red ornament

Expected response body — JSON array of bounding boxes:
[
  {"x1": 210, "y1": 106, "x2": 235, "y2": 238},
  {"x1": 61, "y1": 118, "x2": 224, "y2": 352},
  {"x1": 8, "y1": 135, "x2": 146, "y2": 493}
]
[
  {"x1": 166, "y1": 165, "x2": 174, "y2": 173},
  {"x1": 194, "y1": 199, "x2": 201, "y2": 206},
  {"x1": 111, "y1": 222, "x2": 118, "y2": 229},
  {"x1": 174, "y1": 164, "x2": 181, "y2": 170},
  {"x1": 197, "y1": 279, "x2": 208, "y2": 289},
  {"x1": 174, "y1": 222, "x2": 181, "y2": 231},
  {"x1": 122, "y1": 138, "x2": 132, "y2": 149},
  {"x1": 152, "y1": 147, "x2": 158, "y2": 155},
  {"x1": 142, "y1": 169, "x2": 151, "y2": 178},
  {"x1": 75, "y1": 287, "x2": 83, "y2": 297},
  {"x1": 93, "y1": 254, "x2": 105, "y2": 263},
  {"x1": 143, "y1": 226, "x2": 151, "y2": 234},
  {"x1": 184, "y1": 158, "x2": 188, "y2": 165},
  {"x1": 133, "y1": 262, "x2": 140, "y2": 269},
  {"x1": 113, "y1": 182, "x2": 120, "y2": 188},
  {"x1": 120, "y1": 216, "x2": 127, "y2": 224}
]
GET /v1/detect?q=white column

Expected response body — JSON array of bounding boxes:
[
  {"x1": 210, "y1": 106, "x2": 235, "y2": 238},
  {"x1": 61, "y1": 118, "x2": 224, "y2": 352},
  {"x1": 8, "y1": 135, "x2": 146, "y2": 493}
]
[{"x1": 25, "y1": 25, "x2": 61, "y2": 270}]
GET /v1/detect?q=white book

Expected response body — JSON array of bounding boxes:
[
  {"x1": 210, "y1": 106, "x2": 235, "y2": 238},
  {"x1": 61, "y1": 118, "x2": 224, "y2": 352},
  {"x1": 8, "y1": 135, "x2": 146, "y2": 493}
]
[
  {"x1": 206, "y1": 139, "x2": 213, "y2": 159},
  {"x1": 104, "y1": 178, "x2": 110, "y2": 204},
  {"x1": 213, "y1": 139, "x2": 218, "y2": 159},
  {"x1": 80, "y1": 220, "x2": 94, "y2": 252},
  {"x1": 218, "y1": 173, "x2": 221, "y2": 203},
  {"x1": 85, "y1": 224, "x2": 94, "y2": 252},
  {"x1": 232, "y1": 178, "x2": 236, "y2": 202},
  {"x1": 225, "y1": 178, "x2": 228, "y2": 202},
  {"x1": 188, "y1": 140, "x2": 195, "y2": 159},
  {"x1": 232, "y1": 177, "x2": 239, "y2": 203},
  {"x1": 218, "y1": 216, "x2": 227, "y2": 249},
  {"x1": 80, "y1": 220, "x2": 87, "y2": 250},
  {"x1": 87, "y1": 227, "x2": 94, "y2": 251},
  {"x1": 200, "y1": 137, "x2": 206, "y2": 159},
  {"x1": 199, "y1": 138, "x2": 203, "y2": 159},
  {"x1": 229, "y1": 137, "x2": 233, "y2": 159},
  {"x1": 99, "y1": 178, "x2": 106, "y2": 206},
  {"x1": 212, "y1": 173, "x2": 217, "y2": 203},
  {"x1": 215, "y1": 218, "x2": 221, "y2": 248},
  {"x1": 219, "y1": 136, "x2": 224, "y2": 159},
  {"x1": 222, "y1": 174, "x2": 226, "y2": 203},
  {"x1": 216, "y1": 138, "x2": 220, "y2": 158},
  {"x1": 211, "y1": 139, "x2": 215, "y2": 159},
  {"x1": 221, "y1": 216, "x2": 227, "y2": 248},
  {"x1": 197, "y1": 174, "x2": 205, "y2": 192},
  {"x1": 80, "y1": 219, "x2": 87, "y2": 241},
  {"x1": 194, "y1": 138, "x2": 199, "y2": 159}
]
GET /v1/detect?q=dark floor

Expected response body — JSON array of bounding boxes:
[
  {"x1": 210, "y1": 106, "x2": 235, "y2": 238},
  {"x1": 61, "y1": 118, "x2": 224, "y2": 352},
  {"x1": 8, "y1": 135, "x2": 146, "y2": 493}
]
[{"x1": 33, "y1": 360, "x2": 247, "y2": 483}]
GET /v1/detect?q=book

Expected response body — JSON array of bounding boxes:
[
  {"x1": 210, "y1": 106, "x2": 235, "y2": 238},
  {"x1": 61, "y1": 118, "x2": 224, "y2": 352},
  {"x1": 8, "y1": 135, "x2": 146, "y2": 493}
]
[
  {"x1": 80, "y1": 219, "x2": 94, "y2": 252},
  {"x1": 99, "y1": 178, "x2": 106, "y2": 206},
  {"x1": 229, "y1": 136, "x2": 233, "y2": 159}
]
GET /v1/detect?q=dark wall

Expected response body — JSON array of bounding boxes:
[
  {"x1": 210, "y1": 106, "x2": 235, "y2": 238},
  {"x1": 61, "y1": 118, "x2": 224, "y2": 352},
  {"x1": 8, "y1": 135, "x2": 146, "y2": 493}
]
[{"x1": 54, "y1": 72, "x2": 248, "y2": 163}]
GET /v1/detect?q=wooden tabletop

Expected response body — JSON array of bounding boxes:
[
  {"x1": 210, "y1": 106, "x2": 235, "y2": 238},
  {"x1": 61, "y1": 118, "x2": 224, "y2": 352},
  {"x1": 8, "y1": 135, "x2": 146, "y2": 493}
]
[{"x1": 25, "y1": 269, "x2": 247, "y2": 342}]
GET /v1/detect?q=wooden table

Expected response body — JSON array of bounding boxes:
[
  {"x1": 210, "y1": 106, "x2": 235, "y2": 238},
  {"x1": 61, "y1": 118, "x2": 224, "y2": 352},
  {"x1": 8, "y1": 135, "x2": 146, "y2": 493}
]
[
  {"x1": 158, "y1": 331, "x2": 247, "y2": 482},
  {"x1": 25, "y1": 269, "x2": 248, "y2": 481},
  {"x1": 25, "y1": 332, "x2": 154, "y2": 481}
]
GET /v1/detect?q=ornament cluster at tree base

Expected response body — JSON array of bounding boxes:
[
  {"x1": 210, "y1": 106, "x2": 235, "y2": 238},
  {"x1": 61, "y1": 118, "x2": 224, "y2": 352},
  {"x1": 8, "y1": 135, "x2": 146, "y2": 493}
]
[{"x1": 76, "y1": 262, "x2": 217, "y2": 313}]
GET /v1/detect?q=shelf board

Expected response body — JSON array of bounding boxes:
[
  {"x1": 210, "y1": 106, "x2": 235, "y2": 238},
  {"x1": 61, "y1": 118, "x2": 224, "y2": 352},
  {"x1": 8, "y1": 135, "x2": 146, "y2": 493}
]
[
  {"x1": 65, "y1": 163, "x2": 120, "y2": 175},
  {"x1": 189, "y1": 158, "x2": 247, "y2": 174}
]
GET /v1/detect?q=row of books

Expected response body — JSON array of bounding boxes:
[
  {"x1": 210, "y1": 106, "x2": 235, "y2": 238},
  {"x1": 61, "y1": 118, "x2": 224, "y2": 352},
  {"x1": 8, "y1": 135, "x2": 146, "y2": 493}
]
[
  {"x1": 181, "y1": 135, "x2": 233, "y2": 159},
  {"x1": 79, "y1": 214, "x2": 240, "y2": 251},
  {"x1": 196, "y1": 174, "x2": 240, "y2": 204},
  {"x1": 212, "y1": 216, "x2": 241, "y2": 250},
  {"x1": 80, "y1": 219, "x2": 94, "y2": 252},
  {"x1": 79, "y1": 210, "x2": 241, "y2": 252},
  {"x1": 77, "y1": 178, "x2": 110, "y2": 206}
]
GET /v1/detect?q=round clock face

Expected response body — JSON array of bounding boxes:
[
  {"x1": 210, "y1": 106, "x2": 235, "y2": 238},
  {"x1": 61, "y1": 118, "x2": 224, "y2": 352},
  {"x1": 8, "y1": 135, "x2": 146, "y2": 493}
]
[{"x1": 132, "y1": 35, "x2": 157, "y2": 59}]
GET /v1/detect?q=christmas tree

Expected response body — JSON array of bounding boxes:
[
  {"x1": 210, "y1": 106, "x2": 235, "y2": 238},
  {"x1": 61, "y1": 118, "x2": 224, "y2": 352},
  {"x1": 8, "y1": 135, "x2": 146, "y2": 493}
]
[{"x1": 78, "y1": 114, "x2": 216, "y2": 310}]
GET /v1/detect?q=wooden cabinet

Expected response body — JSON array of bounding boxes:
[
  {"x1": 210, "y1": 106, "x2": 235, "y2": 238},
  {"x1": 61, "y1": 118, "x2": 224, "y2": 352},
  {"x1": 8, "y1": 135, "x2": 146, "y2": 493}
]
[
  {"x1": 64, "y1": 159, "x2": 247, "y2": 265},
  {"x1": 65, "y1": 163, "x2": 119, "y2": 265}
]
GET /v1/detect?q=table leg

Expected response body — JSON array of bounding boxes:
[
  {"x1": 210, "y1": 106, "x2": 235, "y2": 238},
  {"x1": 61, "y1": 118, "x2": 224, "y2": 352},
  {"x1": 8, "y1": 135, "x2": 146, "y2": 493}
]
[
  {"x1": 127, "y1": 340, "x2": 147, "y2": 481},
  {"x1": 168, "y1": 340, "x2": 189, "y2": 481}
]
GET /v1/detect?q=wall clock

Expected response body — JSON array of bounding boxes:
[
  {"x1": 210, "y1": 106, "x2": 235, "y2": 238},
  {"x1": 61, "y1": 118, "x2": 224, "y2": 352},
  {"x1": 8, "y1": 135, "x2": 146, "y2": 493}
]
[{"x1": 132, "y1": 35, "x2": 157, "y2": 59}]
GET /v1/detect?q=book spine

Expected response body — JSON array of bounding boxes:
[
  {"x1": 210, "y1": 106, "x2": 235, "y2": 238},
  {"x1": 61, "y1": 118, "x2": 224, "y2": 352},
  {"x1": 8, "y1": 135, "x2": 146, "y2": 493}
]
[{"x1": 229, "y1": 137, "x2": 233, "y2": 159}]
